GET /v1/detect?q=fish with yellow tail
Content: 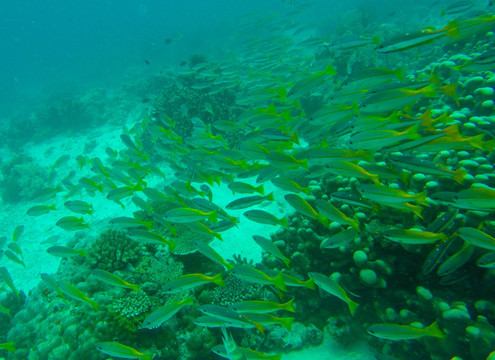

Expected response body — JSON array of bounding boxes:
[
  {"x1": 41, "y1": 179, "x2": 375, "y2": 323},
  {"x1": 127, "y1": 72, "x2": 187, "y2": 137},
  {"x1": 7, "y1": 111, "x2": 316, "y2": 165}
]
[
  {"x1": 95, "y1": 341, "x2": 154, "y2": 360},
  {"x1": 367, "y1": 320, "x2": 446, "y2": 340},
  {"x1": 309, "y1": 272, "x2": 359, "y2": 316}
]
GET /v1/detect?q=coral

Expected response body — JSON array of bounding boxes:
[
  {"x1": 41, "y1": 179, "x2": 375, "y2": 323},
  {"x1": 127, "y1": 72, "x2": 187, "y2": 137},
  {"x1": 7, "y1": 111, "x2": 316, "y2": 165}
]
[
  {"x1": 112, "y1": 292, "x2": 151, "y2": 319},
  {"x1": 0, "y1": 154, "x2": 50, "y2": 203},
  {"x1": 209, "y1": 274, "x2": 264, "y2": 307},
  {"x1": 185, "y1": 327, "x2": 216, "y2": 360},
  {"x1": 87, "y1": 229, "x2": 144, "y2": 271},
  {"x1": 262, "y1": 322, "x2": 323, "y2": 352}
]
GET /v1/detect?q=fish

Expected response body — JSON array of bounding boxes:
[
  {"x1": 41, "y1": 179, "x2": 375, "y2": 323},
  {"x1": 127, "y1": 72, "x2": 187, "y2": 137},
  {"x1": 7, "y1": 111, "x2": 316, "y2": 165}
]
[
  {"x1": 243, "y1": 313, "x2": 294, "y2": 331},
  {"x1": 270, "y1": 177, "x2": 310, "y2": 194},
  {"x1": 46, "y1": 246, "x2": 86, "y2": 258},
  {"x1": 59, "y1": 283, "x2": 99, "y2": 311},
  {"x1": 221, "y1": 327, "x2": 247, "y2": 360},
  {"x1": 452, "y1": 186, "x2": 495, "y2": 211},
  {"x1": 0, "y1": 267, "x2": 19, "y2": 297},
  {"x1": 26, "y1": 204, "x2": 56, "y2": 216},
  {"x1": 388, "y1": 155, "x2": 466, "y2": 184},
  {"x1": 228, "y1": 181, "x2": 265, "y2": 195},
  {"x1": 109, "y1": 216, "x2": 153, "y2": 230},
  {"x1": 358, "y1": 184, "x2": 428, "y2": 206},
  {"x1": 367, "y1": 320, "x2": 446, "y2": 340},
  {"x1": 327, "y1": 161, "x2": 381, "y2": 185},
  {"x1": 231, "y1": 265, "x2": 286, "y2": 292},
  {"x1": 259, "y1": 128, "x2": 299, "y2": 144},
  {"x1": 120, "y1": 134, "x2": 148, "y2": 160},
  {"x1": 458, "y1": 227, "x2": 495, "y2": 251},
  {"x1": 441, "y1": 1, "x2": 473, "y2": 16},
  {"x1": 56, "y1": 216, "x2": 89, "y2": 231},
  {"x1": 212, "y1": 344, "x2": 281, "y2": 360},
  {"x1": 78, "y1": 177, "x2": 104, "y2": 194},
  {"x1": 252, "y1": 235, "x2": 290, "y2": 268},
  {"x1": 230, "y1": 299, "x2": 295, "y2": 314},
  {"x1": 40, "y1": 273, "x2": 67, "y2": 304},
  {"x1": 436, "y1": 244, "x2": 475, "y2": 276},
  {"x1": 198, "y1": 304, "x2": 264, "y2": 333},
  {"x1": 163, "y1": 273, "x2": 224, "y2": 293},
  {"x1": 107, "y1": 185, "x2": 142, "y2": 202},
  {"x1": 64, "y1": 200, "x2": 94, "y2": 215},
  {"x1": 126, "y1": 229, "x2": 176, "y2": 251},
  {"x1": 226, "y1": 193, "x2": 275, "y2": 210},
  {"x1": 141, "y1": 296, "x2": 194, "y2": 329},
  {"x1": 92, "y1": 269, "x2": 140, "y2": 292},
  {"x1": 309, "y1": 272, "x2": 359, "y2": 316},
  {"x1": 320, "y1": 228, "x2": 359, "y2": 249},
  {"x1": 383, "y1": 229, "x2": 447, "y2": 245},
  {"x1": 4, "y1": 250, "x2": 25, "y2": 268},
  {"x1": 284, "y1": 194, "x2": 328, "y2": 225},
  {"x1": 31, "y1": 186, "x2": 63, "y2": 203},
  {"x1": 349, "y1": 125, "x2": 420, "y2": 150},
  {"x1": 315, "y1": 199, "x2": 360, "y2": 230},
  {"x1": 476, "y1": 252, "x2": 495, "y2": 268},
  {"x1": 194, "y1": 240, "x2": 233, "y2": 271},
  {"x1": 95, "y1": 341, "x2": 153, "y2": 360},
  {"x1": 243, "y1": 210, "x2": 288, "y2": 228},
  {"x1": 267, "y1": 151, "x2": 308, "y2": 170},
  {"x1": 12, "y1": 225, "x2": 24, "y2": 242},
  {"x1": 288, "y1": 63, "x2": 336, "y2": 98},
  {"x1": 163, "y1": 208, "x2": 218, "y2": 224}
]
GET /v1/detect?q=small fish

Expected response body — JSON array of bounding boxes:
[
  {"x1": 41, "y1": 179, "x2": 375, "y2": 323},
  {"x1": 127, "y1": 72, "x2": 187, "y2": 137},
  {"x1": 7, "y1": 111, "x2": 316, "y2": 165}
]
[
  {"x1": 253, "y1": 235, "x2": 290, "y2": 268},
  {"x1": 453, "y1": 187, "x2": 495, "y2": 211},
  {"x1": 285, "y1": 194, "x2": 327, "y2": 224},
  {"x1": 95, "y1": 341, "x2": 153, "y2": 360},
  {"x1": 0, "y1": 267, "x2": 19, "y2": 297},
  {"x1": 367, "y1": 320, "x2": 446, "y2": 340},
  {"x1": 315, "y1": 199, "x2": 359, "y2": 230},
  {"x1": 458, "y1": 227, "x2": 495, "y2": 251},
  {"x1": 441, "y1": 1, "x2": 473, "y2": 16},
  {"x1": 243, "y1": 313, "x2": 294, "y2": 331},
  {"x1": 56, "y1": 216, "x2": 89, "y2": 231},
  {"x1": 212, "y1": 344, "x2": 281, "y2": 360},
  {"x1": 31, "y1": 186, "x2": 63, "y2": 203},
  {"x1": 328, "y1": 161, "x2": 381, "y2": 185},
  {"x1": 107, "y1": 185, "x2": 142, "y2": 202},
  {"x1": 141, "y1": 296, "x2": 193, "y2": 329},
  {"x1": 358, "y1": 184, "x2": 428, "y2": 206},
  {"x1": 4, "y1": 250, "x2": 25, "y2": 268},
  {"x1": 127, "y1": 229, "x2": 176, "y2": 251},
  {"x1": 232, "y1": 265, "x2": 286, "y2": 292},
  {"x1": 230, "y1": 299, "x2": 295, "y2": 314},
  {"x1": 40, "y1": 273, "x2": 67, "y2": 303},
  {"x1": 26, "y1": 204, "x2": 56, "y2": 216},
  {"x1": 12, "y1": 225, "x2": 24, "y2": 242},
  {"x1": 7, "y1": 243, "x2": 23, "y2": 259},
  {"x1": 437, "y1": 244, "x2": 475, "y2": 276},
  {"x1": 288, "y1": 63, "x2": 336, "y2": 98},
  {"x1": 226, "y1": 193, "x2": 274, "y2": 210},
  {"x1": 259, "y1": 128, "x2": 299, "y2": 144},
  {"x1": 198, "y1": 304, "x2": 264, "y2": 333},
  {"x1": 46, "y1": 245, "x2": 86, "y2": 258},
  {"x1": 270, "y1": 177, "x2": 310, "y2": 195},
  {"x1": 78, "y1": 177, "x2": 104, "y2": 194},
  {"x1": 243, "y1": 210, "x2": 288, "y2": 228},
  {"x1": 221, "y1": 326, "x2": 247, "y2": 360},
  {"x1": 120, "y1": 134, "x2": 148, "y2": 160},
  {"x1": 59, "y1": 283, "x2": 99, "y2": 311},
  {"x1": 320, "y1": 228, "x2": 359, "y2": 249},
  {"x1": 383, "y1": 229, "x2": 447, "y2": 245},
  {"x1": 109, "y1": 217, "x2": 152, "y2": 230},
  {"x1": 194, "y1": 240, "x2": 233, "y2": 271},
  {"x1": 163, "y1": 208, "x2": 218, "y2": 224},
  {"x1": 476, "y1": 252, "x2": 495, "y2": 268},
  {"x1": 163, "y1": 273, "x2": 224, "y2": 293},
  {"x1": 92, "y1": 269, "x2": 139, "y2": 292},
  {"x1": 309, "y1": 272, "x2": 358, "y2": 316},
  {"x1": 64, "y1": 200, "x2": 94, "y2": 215},
  {"x1": 228, "y1": 182, "x2": 265, "y2": 195},
  {"x1": 267, "y1": 151, "x2": 308, "y2": 170}
]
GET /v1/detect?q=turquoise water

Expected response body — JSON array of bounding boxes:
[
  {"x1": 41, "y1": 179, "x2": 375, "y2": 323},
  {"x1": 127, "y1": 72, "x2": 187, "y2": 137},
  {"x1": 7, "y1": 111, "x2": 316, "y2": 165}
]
[{"x1": 1, "y1": 1, "x2": 495, "y2": 359}]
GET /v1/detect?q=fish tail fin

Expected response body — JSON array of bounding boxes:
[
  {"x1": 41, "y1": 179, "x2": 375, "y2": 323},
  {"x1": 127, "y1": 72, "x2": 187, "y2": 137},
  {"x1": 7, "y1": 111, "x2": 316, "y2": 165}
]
[
  {"x1": 167, "y1": 240, "x2": 177, "y2": 253},
  {"x1": 407, "y1": 203, "x2": 424, "y2": 219},
  {"x1": 280, "y1": 317, "x2": 294, "y2": 331},
  {"x1": 291, "y1": 131, "x2": 300, "y2": 145},
  {"x1": 257, "y1": 184, "x2": 265, "y2": 195},
  {"x1": 469, "y1": 134, "x2": 488, "y2": 150},
  {"x1": 415, "y1": 191, "x2": 429, "y2": 206},
  {"x1": 183, "y1": 296, "x2": 195, "y2": 306},
  {"x1": 273, "y1": 273, "x2": 287, "y2": 292},
  {"x1": 348, "y1": 300, "x2": 359, "y2": 316},
  {"x1": 304, "y1": 277, "x2": 316, "y2": 290},
  {"x1": 443, "y1": 20, "x2": 460, "y2": 38},
  {"x1": 284, "y1": 298, "x2": 296, "y2": 313},
  {"x1": 90, "y1": 300, "x2": 99, "y2": 311},
  {"x1": 279, "y1": 216, "x2": 289, "y2": 229},
  {"x1": 324, "y1": 63, "x2": 337, "y2": 76},
  {"x1": 282, "y1": 255, "x2": 291, "y2": 268},
  {"x1": 132, "y1": 284, "x2": 140, "y2": 293},
  {"x1": 208, "y1": 211, "x2": 218, "y2": 224},
  {"x1": 79, "y1": 250, "x2": 87, "y2": 257},
  {"x1": 254, "y1": 321, "x2": 265, "y2": 334},
  {"x1": 212, "y1": 273, "x2": 225, "y2": 287},
  {"x1": 426, "y1": 320, "x2": 446, "y2": 338},
  {"x1": 453, "y1": 170, "x2": 466, "y2": 185},
  {"x1": 266, "y1": 192, "x2": 275, "y2": 201},
  {"x1": 406, "y1": 124, "x2": 421, "y2": 140}
]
